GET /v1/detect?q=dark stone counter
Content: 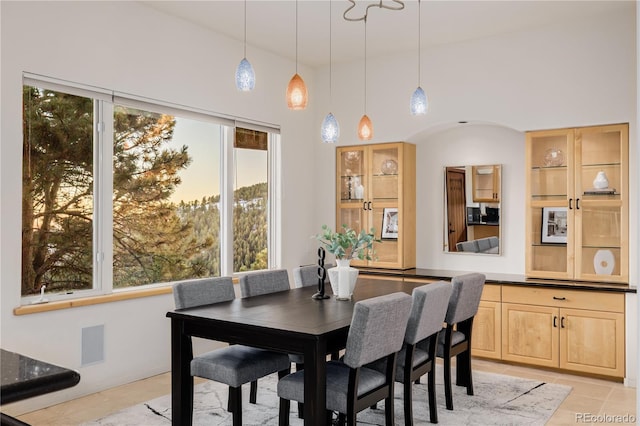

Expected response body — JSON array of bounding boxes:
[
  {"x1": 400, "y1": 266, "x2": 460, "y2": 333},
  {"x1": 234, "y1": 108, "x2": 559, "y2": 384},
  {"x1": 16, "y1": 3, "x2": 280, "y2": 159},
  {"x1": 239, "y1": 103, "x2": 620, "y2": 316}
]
[
  {"x1": 1, "y1": 349, "x2": 80, "y2": 405},
  {"x1": 356, "y1": 268, "x2": 636, "y2": 293}
]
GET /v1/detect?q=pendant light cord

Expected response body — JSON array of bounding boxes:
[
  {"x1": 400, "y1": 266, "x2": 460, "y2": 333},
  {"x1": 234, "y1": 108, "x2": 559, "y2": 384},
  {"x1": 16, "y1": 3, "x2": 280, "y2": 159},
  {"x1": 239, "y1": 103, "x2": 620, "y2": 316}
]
[
  {"x1": 364, "y1": 16, "x2": 367, "y2": 114},
  {"x1": 417, "y1": 0, "x2": 421, "y2": 86},
  {"x1": 329, "y1": 0, "x2": 332, "y2": 104},
  {"x1": 243, "y1": 0, "x2": 247, "y2": 58},
  {"x1": 295, "y1": 0, "x2": 299, "y2": 74}
]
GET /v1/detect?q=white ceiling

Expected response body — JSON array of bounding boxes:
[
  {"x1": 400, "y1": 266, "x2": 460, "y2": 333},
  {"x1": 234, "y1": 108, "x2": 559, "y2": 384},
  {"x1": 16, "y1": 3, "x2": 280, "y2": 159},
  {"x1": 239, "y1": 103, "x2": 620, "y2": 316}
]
[{"x1": 141, "y1": 1, "x2": 631, "y2": 68}]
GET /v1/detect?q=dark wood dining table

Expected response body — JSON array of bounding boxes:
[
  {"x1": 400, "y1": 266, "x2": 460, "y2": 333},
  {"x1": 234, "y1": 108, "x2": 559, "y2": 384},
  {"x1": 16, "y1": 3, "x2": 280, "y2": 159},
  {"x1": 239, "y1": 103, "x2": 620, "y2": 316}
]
[{"x1": 167, "y1": 276, "x2": 426, "y2": 426}]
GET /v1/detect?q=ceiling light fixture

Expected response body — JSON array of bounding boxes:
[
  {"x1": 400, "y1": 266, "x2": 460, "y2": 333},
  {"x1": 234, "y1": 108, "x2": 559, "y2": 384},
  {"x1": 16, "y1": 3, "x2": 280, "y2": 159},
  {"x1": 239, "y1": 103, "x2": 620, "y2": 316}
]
[
  {"x1": 235, "y1": 0, "x2": 255, "y2": 91},
  {"x1": 321, "y1": 0, "x2": 339, "y2": 143},
  {"x1": 286, "y1": 0, "x2": 308, "y2": 110},
  {"x1": 410, "y1": 0, "x2": 428, "y2": 115},
  {"x1": 357, "y1": 17, "x2": 373, "y2": 141}
]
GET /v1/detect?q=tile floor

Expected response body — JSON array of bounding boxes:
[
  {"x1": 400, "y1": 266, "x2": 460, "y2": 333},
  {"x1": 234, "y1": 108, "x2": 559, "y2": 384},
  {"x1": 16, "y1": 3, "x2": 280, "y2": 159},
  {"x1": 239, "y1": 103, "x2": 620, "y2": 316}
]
[{"x1": 13, "y1": 359, "x2": 637, "y2": 425}]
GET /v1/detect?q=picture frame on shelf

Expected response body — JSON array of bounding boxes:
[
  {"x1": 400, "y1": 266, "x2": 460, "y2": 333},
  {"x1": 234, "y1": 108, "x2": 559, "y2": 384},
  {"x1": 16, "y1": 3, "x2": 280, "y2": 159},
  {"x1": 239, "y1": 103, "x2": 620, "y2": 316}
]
[
  {"x1": 541, "y1": 207, "x2": 568, "y2": 244},
  {"x1": 381, "y1": 207, "x2": 399, "y2": 239}
]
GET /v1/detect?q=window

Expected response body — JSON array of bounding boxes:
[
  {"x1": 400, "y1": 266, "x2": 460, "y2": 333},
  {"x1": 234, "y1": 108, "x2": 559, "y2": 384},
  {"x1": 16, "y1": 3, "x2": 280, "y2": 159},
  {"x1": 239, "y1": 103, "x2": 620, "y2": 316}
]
[{"x1": 21, "y1": 78, "x2": 279, "y2": 301}]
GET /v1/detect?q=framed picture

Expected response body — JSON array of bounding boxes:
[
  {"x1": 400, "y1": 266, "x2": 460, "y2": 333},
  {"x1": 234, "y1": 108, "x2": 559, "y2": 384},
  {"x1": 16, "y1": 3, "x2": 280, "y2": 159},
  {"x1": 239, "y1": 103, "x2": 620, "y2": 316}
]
[
  {"x1": 541, "y1": 207, "x2": 568, "y2": 244},
  {"x1": 381, "y1": 207, "x2": 399, "y2": 239}
]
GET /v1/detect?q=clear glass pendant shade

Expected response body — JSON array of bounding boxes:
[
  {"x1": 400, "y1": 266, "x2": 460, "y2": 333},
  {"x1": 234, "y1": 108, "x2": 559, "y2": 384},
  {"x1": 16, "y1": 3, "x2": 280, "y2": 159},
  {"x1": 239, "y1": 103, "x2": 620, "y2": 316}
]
[
  {"x1": 286, "y1": 73, "x2": 308, "y2": 110},
  {"x1": 321, "y1": 112, "x2": 340, "y2": 143},
  {"x1": 410, "y1": 86, "x2": 428, "y2": 115},
  {"x1": 235, "y1": 58, "x2": 255, "y2": 91},
  {"x1": 357, "y1": 114, "x2": 373, "y2": 141}
]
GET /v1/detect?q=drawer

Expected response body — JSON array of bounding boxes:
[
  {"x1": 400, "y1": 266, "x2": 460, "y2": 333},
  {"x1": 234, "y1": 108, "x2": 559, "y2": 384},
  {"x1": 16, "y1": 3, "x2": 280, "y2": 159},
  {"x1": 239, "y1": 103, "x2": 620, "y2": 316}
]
[
  {"x1": 481, "y1": 284, "x2": 501, "y2": 302},
  {"x1": 502, "y1": 286, "x2": 624, "y2": 313}
]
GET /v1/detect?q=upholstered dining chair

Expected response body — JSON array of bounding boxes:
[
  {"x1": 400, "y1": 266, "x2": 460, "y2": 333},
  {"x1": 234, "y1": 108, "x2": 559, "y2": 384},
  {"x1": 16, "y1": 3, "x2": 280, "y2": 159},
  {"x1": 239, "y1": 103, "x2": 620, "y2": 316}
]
[
  {"x1": 238, "y1": 269, "x2": 292, "y2": 408},
  {"x1": 277, "y1": 292, "x2": 413, "y2": 426},
  {"x1": 433, "y1": 272, "x2": 486, "y2": 411},
  {"x1": 368, "y1": 281, "x2": 452, "y2": 424},
  {"x1": 292, "y1": 263, "x2": 335, "y2": 288},
  {"x1": 172, "y1": 276, "x2": 291, "y2": 426}
]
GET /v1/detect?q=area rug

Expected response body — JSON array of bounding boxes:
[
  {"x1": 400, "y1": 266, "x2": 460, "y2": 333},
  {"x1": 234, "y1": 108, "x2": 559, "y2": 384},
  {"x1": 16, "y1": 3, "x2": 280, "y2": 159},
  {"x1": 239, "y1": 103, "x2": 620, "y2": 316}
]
[{"x1": 84, "y1": 370, "x2": 571, "y2": 425}]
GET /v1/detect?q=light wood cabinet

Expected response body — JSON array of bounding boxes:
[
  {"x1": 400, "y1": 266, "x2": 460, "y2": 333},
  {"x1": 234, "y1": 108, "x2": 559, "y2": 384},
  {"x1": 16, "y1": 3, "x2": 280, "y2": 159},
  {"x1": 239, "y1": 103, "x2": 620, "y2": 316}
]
[
  {"x1": 501, "y1": 286, "x2": 625, "y2": 378},
  {"x1": 472, "y1": 284, "x2": 501, "y2": 359},
  {"x1": 525, "y1": 123, "x2": 628, "y2": 283},
  {"x1": 472, "y1": 165, "x2": 500, "y2": 202},
  {"x1": 336, "y1": 142, "x2": 416, "y2": 269}
]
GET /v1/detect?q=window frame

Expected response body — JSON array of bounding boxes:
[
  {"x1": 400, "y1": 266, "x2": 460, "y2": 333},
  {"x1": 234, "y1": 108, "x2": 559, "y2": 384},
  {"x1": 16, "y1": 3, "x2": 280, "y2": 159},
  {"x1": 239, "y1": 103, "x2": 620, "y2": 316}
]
[{"x1": 20, "y1": 74, "x2": 280, "y2": 306}]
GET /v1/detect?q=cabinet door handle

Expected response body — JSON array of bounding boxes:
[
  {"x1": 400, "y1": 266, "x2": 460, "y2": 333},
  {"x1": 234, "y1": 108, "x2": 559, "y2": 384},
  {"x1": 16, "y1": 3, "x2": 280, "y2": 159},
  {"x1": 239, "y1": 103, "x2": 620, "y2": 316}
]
[
  {"x1": 553, "y1": 296, "x2": 566, "y2": 301},
  {"x1": 561, "y1": 317, "x2": 565, "y2": 328},
  {"x1": 367, "y1": 201, "x2": 372, "y2": 211},
  {"x1": 576, "y1": 198, "x2": 580, "y2": 210},
  {"x1": 553, "y1": 316, "x2": 558, "y2": 327},
  {"x1": 569, "y1": 198, "x2": 573, "y2": 209},
  {"x1": 362, "y1": 202, "x2": 367, "y2": 211}
]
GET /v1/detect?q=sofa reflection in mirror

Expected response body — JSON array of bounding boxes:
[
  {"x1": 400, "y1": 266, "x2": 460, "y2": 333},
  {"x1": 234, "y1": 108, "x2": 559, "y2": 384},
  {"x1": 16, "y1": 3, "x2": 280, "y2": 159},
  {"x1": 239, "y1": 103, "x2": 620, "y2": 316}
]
[{"x1": 444, "y1": 165, "x2": 501, "y2": 254}]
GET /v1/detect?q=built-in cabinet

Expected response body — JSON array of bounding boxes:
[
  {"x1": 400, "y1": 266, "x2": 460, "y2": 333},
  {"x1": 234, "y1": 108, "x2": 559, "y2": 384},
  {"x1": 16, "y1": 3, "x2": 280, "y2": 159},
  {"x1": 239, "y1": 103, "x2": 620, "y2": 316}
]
[
  {"x1": 471, "y1": 284, "x2": 502, "y2": 359},
  {"x1": 525, "y1": 123, "x2": 629, "y2": 283},
  {"x1": 336, "y1": 142, "x2": 416, "y2": 269},
  {"x1": 501, "y1": 286, "x2": 625, "y2": 378},
  {"x1": 472, "y1": 165, "x2": 500, "y2": 202}
]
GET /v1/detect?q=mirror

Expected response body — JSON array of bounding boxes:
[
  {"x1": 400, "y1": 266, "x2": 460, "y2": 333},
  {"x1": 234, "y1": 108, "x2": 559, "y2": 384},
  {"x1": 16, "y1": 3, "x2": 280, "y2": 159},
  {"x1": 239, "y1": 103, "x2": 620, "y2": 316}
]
[{"x1": 444, "y1": 165, "x2": 501, "y2": 255}]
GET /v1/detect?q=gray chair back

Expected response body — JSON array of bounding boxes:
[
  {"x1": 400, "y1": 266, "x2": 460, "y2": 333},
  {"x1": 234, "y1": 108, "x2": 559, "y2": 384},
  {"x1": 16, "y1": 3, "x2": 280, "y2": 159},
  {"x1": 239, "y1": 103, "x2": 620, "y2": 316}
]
[
  {"x1": 343, "y1": 292, "x2": 412, "y2": 369},
  {"x1": 239, "y1": 269, "x2": 290, "y2": 297},
  {"x1": 292, "y1": 263, "x2": 335, "y2": 288},
  {"x1": 404, "y1": 282, "x2": 453, "y2": 345},
  {"x1": 173, "y1": 276, "x2": 235, "y2": 309},
  {"x1": 444, "y1": 273, "x2": 486, "y2": 325}
]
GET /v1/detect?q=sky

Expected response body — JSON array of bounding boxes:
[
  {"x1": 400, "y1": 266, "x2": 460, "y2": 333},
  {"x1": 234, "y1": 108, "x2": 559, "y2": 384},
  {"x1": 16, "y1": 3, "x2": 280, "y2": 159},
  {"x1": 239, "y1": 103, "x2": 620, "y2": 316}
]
[{"x1": 167, "y1": 117, "x2": 267, "y2": 204}]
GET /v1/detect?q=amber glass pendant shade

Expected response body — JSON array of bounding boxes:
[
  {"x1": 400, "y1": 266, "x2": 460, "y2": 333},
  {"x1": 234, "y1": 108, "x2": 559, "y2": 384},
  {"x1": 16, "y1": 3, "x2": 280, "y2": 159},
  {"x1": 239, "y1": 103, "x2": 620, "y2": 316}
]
[
  {"x1": 286, "y1": 73, "x2": 308, "y2": 110},
  {"x1": 357, "y1": 114, "x2": 373, "y2": 141}
]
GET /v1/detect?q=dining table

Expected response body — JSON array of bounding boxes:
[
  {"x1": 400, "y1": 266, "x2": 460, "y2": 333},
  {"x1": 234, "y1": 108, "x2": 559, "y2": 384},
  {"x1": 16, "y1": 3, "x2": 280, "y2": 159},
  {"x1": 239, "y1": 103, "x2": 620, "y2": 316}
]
[{"x1": 167, "y1": 276, "x2": 426, "y2": 426}]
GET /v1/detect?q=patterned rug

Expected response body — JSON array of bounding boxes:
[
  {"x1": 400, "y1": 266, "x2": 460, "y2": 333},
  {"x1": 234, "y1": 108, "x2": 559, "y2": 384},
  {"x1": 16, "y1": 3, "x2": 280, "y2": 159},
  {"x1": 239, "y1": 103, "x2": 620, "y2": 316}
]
[{"x1": 84, "y1": 370, "x2": 571, "y2": 425}]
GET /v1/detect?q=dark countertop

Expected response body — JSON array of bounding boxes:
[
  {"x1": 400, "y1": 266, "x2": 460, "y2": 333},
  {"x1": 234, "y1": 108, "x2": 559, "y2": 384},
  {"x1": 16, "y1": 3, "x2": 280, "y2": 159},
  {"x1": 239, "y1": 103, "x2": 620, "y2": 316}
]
[
  {"x1": 1, "y1": 349, "x2": 80, "y2": 405},
  {"x1": 356, "y1": 268, "x2": 636, "y2": 293}
]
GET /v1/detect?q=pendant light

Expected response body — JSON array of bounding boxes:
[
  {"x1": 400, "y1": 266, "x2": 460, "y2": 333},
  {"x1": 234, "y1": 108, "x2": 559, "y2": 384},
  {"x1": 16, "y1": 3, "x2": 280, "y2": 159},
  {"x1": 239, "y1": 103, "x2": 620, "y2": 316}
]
[
  {"x1": 286, "y1": 0, "x2": 308, "y2": 110},
  {"x1": 357, "y1": 17, "x2": 373, "y2": 141},
  {"x1": 410, "y1": 0, "x2": 428, "y2": 115},
  {"x1": 235, "y1": 0, "x2": 255, "y2": 91},
  {"x1": 321, "y1": 0, "x2": 340, "y2": 143}
]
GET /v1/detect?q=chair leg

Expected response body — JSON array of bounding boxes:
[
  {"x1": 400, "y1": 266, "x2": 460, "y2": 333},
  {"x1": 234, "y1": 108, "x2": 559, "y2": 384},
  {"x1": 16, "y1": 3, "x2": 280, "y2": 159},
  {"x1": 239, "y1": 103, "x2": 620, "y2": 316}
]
[
  {"x1": 229, "y1": 386, "x2": 242, "y2": 426},
  {"x1": 458, "y1": 351, "x2": 474, "y2": 395},
  {"x1": 444, "y1": 355, "x2": 454, "y2": 411},
  {"x1": 278, "y1": 397, "x2": 290, "y2": 426},
  {"x1": 250, "y1": 380, "x2": 258, "y2": 404},
  {"x1": 427, "y1": 369, "x2": 438, "y2": 423},
  {"x1": 403, "y1": 379, "x2": 413, "y2": 426},
  {"x1": 384, "y1": 394, "x2": 395, "y2": 426},
  {"x1": 337, "y1": 412, "x2": 346, "y2": 426}
]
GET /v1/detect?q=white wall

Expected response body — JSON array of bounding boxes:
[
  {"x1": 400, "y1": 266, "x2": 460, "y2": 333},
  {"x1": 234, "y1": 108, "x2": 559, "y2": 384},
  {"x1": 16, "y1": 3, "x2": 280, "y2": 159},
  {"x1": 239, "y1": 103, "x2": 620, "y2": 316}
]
[{"x1": 1, "y1": 1, "x2": 636, "y2": 415}]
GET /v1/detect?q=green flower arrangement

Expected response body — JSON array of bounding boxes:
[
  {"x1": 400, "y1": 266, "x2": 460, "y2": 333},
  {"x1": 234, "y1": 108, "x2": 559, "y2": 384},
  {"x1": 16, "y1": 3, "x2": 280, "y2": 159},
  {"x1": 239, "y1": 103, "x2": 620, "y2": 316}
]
[{"x1": 315, "y1": 224, "x2": 379, "y2": 260}]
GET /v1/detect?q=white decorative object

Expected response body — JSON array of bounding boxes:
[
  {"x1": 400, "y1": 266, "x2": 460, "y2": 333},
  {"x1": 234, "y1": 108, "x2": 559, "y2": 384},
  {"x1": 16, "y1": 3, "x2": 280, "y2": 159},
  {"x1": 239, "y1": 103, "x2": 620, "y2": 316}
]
[
  {"x1": 592, "y1": 171, "x2": 609, "y2": 189},
  {"x1": 327, "y1": 259, "x2": 359, "y2": 300},
  {"x1": 593, "y1": 249, "x2": 615, "y2": 275},
  {"x1": 353, "y1": 176, "x2": 364, "y2": 200}
]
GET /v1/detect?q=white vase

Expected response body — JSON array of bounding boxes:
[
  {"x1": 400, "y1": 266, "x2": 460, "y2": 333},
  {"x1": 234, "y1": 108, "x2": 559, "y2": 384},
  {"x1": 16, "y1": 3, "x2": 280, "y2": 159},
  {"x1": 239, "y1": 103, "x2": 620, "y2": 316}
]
[
  {"x1": 593, "y1": 171, "x2": 609, "y2": 189},
  {"x1": 327, "y1": 259, "x2": 359, "y2": 300}
]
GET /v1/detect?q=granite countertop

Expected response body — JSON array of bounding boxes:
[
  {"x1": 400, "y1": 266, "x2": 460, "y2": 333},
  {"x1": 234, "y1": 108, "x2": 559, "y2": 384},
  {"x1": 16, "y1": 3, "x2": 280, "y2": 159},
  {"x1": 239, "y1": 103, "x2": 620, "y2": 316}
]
[
  {"x1": 1, "y1": 349, "x2": 81, "y2": 404},
  {"x1": 356, "y1": 268, "x2": 636, "y2": 293}
]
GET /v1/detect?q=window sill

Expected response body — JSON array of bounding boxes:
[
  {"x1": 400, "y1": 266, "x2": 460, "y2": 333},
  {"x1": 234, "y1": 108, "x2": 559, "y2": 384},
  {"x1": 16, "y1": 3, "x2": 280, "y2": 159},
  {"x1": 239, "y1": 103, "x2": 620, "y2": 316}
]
[{"x1": 13, "y1": 286, "x2": 173, "y2": 316}]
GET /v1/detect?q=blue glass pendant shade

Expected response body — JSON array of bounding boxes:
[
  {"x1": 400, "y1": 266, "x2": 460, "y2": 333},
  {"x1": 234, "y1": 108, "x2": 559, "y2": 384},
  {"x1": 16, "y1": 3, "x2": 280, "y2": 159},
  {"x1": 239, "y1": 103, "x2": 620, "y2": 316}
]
[
  {"x1": 235, "y1": 58, "x2": 255, "y2": 91},
  {"x1": 410, "y1": 86, "x2": 428, "y2": 115},
  {"x1": 321, "y1": 112, "x2": 340, "y2": 143}
]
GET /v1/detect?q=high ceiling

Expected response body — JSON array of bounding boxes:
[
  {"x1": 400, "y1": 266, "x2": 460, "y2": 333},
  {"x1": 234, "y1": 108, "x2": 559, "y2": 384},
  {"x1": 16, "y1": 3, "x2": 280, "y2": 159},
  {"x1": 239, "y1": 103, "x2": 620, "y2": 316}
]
[{"x1": 141, "y1": 1, "x2": 631, "y2": 68}]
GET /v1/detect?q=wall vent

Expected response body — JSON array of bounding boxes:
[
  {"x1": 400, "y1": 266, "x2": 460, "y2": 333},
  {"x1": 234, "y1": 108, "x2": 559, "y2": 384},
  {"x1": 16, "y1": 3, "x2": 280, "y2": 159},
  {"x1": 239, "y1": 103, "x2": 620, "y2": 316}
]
[{"x1": 81, "y1": 325, "x2": 104, "y2": 366}]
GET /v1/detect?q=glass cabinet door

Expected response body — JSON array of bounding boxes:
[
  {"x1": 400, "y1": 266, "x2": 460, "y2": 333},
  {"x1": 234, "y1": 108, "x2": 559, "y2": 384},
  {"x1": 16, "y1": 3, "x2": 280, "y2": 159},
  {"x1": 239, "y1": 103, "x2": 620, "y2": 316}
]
[
  {"x1": 526, "y1": 129, "x2": 574, "y2": 279},
  {"x1": 574, "y1": 125, "x2": 628, "y2": 282}
]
